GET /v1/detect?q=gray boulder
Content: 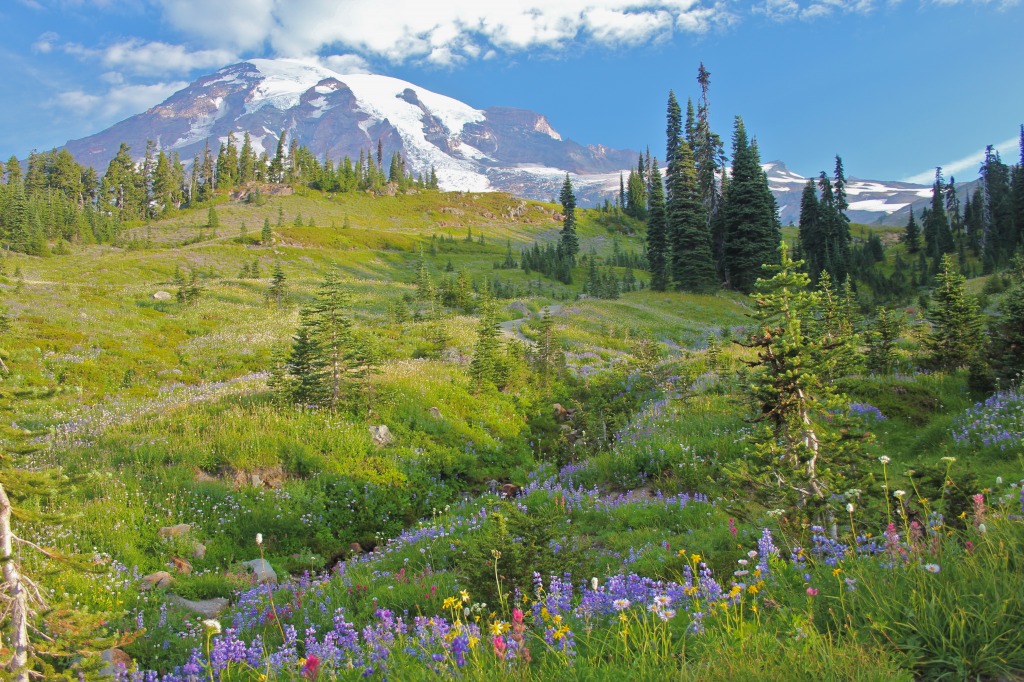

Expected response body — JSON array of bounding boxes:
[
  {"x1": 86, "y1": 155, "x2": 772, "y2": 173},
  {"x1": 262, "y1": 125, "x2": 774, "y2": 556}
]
[
  {"x1": 369, "y1": 425, "x2": 394, "y2": 447},
  {"x1": 243, "y1": 558, "x2": 277, "y2": 584},
  {"x1": 169, "y1": 595, "x2": 230, "y2": 618}
]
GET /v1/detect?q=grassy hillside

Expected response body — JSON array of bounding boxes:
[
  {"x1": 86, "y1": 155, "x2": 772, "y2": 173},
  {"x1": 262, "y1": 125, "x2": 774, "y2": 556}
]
[{"x1": 1, "y1": 188, "x2": 1022, "y2": 680}]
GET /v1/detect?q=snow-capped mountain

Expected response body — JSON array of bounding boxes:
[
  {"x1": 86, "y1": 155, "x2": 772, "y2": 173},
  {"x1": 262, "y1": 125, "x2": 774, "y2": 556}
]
[
  {"x1": 762, "y1": 161, "x2": 946, "y2": 227},
  {"x1": 63, "y1": 58, "x2": 939, "y2": 221},
  {"x1": 63, "y1": 58, "x2": 636, "y2": 205}
]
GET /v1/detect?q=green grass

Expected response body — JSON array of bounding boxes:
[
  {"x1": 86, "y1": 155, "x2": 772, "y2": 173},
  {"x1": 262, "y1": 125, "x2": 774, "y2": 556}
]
[{"x1": 4, "y1": 187, "x2": 1023, "y2": 680}]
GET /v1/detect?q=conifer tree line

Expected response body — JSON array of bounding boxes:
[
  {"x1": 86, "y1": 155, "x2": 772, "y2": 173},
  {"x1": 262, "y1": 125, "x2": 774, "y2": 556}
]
[
  {"x1": 0, "y1": 131, "x2": 440, "y2": 256},
  {"x1": 644, "y1": 64, "x2": 781, "y2": 294}
]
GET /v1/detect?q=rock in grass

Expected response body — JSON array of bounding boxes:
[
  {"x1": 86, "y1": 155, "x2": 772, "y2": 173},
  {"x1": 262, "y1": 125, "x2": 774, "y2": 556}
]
[
  {"x1": 193, "y1": 543, "x2": 207, "y2": 560},
  {"x1": 369, "y1": 425, "x2": 394, "y2": 447},
  {"x1": 429, "y1": 407, "x2": 442, "y2": 419},
  {"x1": 140, "y1": 571, "x2": 173, "y2": 590},
  {"x1": 171, "y1": 557, "x2": 192, "y2": 574},
  {"x1": 243, "y1": 558, "x2": 277, "y2": 584},
  {"x1": 99, "y1": 648, "x2": 133, "y2": 677},
  {"x1": 169, "y1": 595, "x2": 229, "y2": 618},
  {"x1": 158, "y1": 523, "x2": 192, "y2": 539},
  {"x1": 152, "y1": 291, "x2": 173, "y2": 301}
]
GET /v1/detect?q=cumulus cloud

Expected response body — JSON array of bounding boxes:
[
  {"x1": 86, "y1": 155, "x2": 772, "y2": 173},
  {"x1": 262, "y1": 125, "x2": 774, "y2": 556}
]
[
  {"x1": 32, "y1": 31, "x2": 59, "y2": 53},
  {"x1": 756, "y1": 0, "x2": 1012, "y2": 21},
  {"x1": 49, "y1": 80, "x2": 188, "y2": 122},
  {"x1": 63, "y1": 39, "x2": 236, "y2": 76},
  {"x1": 150, "y1": 0, "x2": 735, "y2": 64},
  {"x1": 902, "y1": 135, "x2": 1019, "y2": 184},
  {"x1": 317, "y1": 54, "x2": 372, "y2": 74}
]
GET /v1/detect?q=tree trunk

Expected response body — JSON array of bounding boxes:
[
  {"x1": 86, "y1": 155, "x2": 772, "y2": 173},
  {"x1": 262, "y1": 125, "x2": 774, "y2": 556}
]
[{"x1": 0, "y1": 482, "x2": 30, "y2": 682}]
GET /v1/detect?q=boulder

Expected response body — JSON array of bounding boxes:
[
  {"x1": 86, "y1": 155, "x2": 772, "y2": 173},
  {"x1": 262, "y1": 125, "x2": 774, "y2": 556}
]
[
  {"x1": 500, "y1": 483, "x2": 522, "y2": 499},
  {"x1": 158, "y1": 523, "x2": 192, "y2": 539},
  {"x1": 152, "y1": 291, "x2": 173, "y2": 301},
  {"x1": 192, "y1": 543, "x2": 207, "y2": 560},
  {"x1": 99, "y1": 648, "x2": 132, "y2": 677},
  {"x1": 369, "y1": 425, "x2": 394, "y2": 447},
  {"x1": 243, "y1": 558, "x2": 277, "y2": 584},
  {"x1": 171, "y1": 557, "x2": 192, "y2": 574},
  {"x1": 169, "y1": 595, "x2": 229, "y2": 618},
  {"x1": 429, "y1": 407, "x2": 442, "y2": 419},
  {"x1": 506, "y1": 301, "x2": 530, "y2": 317},
  {"x1": 140, "y1": 571, "x2": 173, "y2": 590}
]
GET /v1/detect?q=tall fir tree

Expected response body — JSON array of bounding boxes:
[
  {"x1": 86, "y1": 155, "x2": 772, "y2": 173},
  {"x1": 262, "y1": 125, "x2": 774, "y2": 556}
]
[
  {"x1": 722, "y1": 117, "x2": 781, "y2": 293},
  {"x1": 693, "y1": 63, "x2": 727, "y2": 271},
  {"x1": 923, "y1": 168, "x2": 954, "y2": 259},
  {"x1": 646, "y1": 163, "x2": 669, "y2": 291},
  {"x1": 665, "y1": 90, "x2": 683, "y2": 180},
  {"x1": 902, "y1": 208, "x2": 921, "y2": 254},
  {"x1": 923, "y1": 254, "x2": 984, "y2": 371},
  {"x1": 666, "y1": 142, "x2": 715, "y2": 291},
  {"x1": 558, "y1": 174, "x2": 579, "y2": 262},
  {"x1": 798, "y1": 179, "x2": 822, "y2": 278},
  {"x1": 468, "y1": 286, "x2": 503, "y2": 390}
]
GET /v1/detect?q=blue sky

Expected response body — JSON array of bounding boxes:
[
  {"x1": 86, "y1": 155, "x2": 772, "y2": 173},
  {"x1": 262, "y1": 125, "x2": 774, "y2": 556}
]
[{"x1": 1, "y1": 0, "x2": 1021, "y2": 183}]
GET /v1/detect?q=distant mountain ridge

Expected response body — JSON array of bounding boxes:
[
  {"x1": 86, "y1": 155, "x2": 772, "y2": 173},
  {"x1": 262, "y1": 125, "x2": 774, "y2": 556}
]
[{"x1": 63, "y1": 58, "x2": 941, "y2": 224}]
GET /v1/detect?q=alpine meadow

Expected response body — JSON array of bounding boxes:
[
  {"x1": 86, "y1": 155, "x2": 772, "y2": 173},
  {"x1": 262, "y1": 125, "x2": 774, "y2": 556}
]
[{"x1": 2, "y1": 31, "x2": 1024, "y2": 682}]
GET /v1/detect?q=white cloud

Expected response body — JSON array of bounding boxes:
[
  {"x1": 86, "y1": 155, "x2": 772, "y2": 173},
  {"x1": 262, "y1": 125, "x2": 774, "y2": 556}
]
[
  {"x1": 32, "y1": 31, "x2": 59, "y2": 53},
  {"x1": 49, "y1": 80, "x2": 188, "y2": 122},
  {"x1": 32, "y1": 30, "x2": 58, "y2": 53},
  {"x1": 902, "y1": 135, "x2": 1019, "y2": 184},
  {"x1": 756, "y1": 0, "x2": 1013, "y2": 20},
  {"x1": 317, "y1": 54, "x2": 371, "y2": 74},
  {"x1": 64, "y1": 39, "x2": 236, "y2": 77},
  {"x1": 150, "y1": 0, "x2": 735, "y2": 64}
]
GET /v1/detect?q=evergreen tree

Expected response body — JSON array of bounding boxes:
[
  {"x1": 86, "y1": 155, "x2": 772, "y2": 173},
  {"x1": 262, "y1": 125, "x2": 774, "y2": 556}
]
[
  {"x1": 302, "y1": 274, "x2": 369, "y2": 409},
  {"x1": 468, "y1": 286, "x2": 502, "y2": 390},
  {"x1": 1013, "y1": 126, "x2": 1024, "y2": 254},
  {"x1": 984, "y1": 256, "x2": 1024, "y2": 382},
  {"x1": 665, "y1": 90, "x2": 683, "y2": 176},
  {"x1": 980, "y1": 146, "x2": 1014, "y2": 271},
  {"x1": 267, "y1": 263, "x2": 287, "y2": 306},
  {"x1": 866, "y1": 307, "x2": 902, "y2": 374},
  {"x1": 733, "y1": 243, "x2": 861, "y2": 514},
  {"x1": 645, "y1": 163, "x2": 669, "y2": 291},
  {"x1": 923, "y1": 168, "x2": 954, "y2": 258},
  {"x1": 288, "y1": 322, "x2": 328, "y2": 405},
  {"x1": 722, "y1": 117, "x2": 781, "y2": 293},
  {"x1": 666, "y1": 142, "x2": 715, "y2": 291},
  {"x1": 207, "y1": 205, "x2": 219, "y2": 229},
  {"x1": 693, "y1": 64, "x2": 727, "y2": 269},
  {"x1": 798, "y1": 180, "x2": 822, "y2": 277},
  {"x1": 625, "y1": 157, "x2": 647, "y2": 220},
  {"x1": 534, "y1": 308, "x2": 558, "y2": 389},
  {"x1": 558, "y1": 174, "x2": 579, "y2": 262},
  {"x1": 239, "y1": 132, "x2": 256, "y2": 183},
  {"x1": 923, "y1": 254, "x2": 984, "y2": 371},
  {"x1": 261, "y1": 217, "x2": 272, "y2": 245},
  {"x1": 902, "y1": 208, "x2": 921, "y2": 253},
  {"x1": 269, "y1": 130, "x2": 287, "y2": 183}
]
